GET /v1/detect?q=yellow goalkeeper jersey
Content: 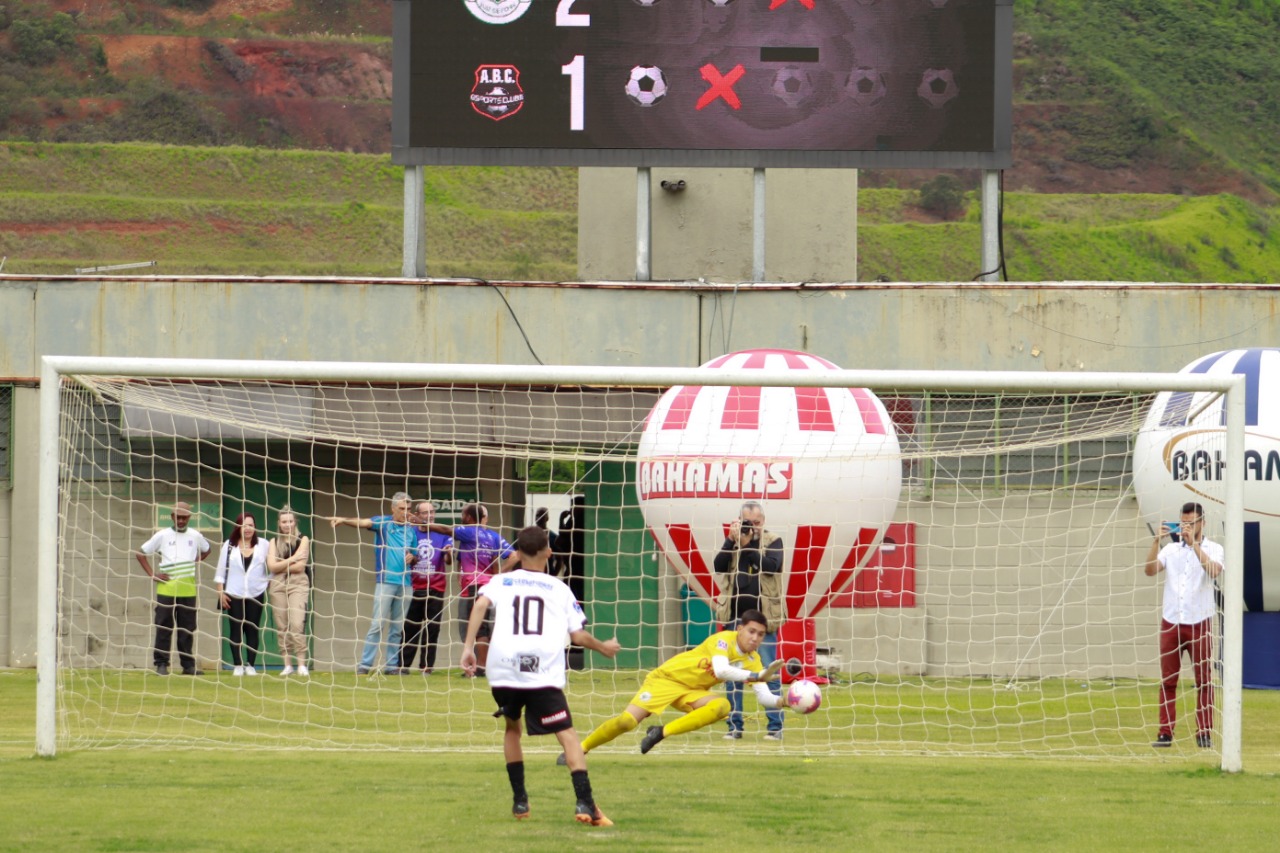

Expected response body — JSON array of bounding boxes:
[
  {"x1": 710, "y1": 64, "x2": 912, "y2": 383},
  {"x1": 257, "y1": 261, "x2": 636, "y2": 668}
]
[{"x1": 652, "y1": 629, "x2": 763, "y2": 691}]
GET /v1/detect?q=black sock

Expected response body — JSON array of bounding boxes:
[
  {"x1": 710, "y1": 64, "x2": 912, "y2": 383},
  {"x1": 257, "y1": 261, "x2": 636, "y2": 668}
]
[
  {"x1": 507, "y1": 762, "x2": 527, "y2": 802},
  {"x1": 570, "y1": 769, "x2": 594, "y2": 808}
]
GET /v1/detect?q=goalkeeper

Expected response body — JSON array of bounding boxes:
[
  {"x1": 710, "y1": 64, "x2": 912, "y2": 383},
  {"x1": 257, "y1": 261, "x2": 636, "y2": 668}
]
[{"x1": 562, "y1": 610, "x2": 787, "y2": 760}]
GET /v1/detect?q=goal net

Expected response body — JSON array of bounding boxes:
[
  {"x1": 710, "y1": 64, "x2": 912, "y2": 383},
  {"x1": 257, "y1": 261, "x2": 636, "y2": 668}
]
[{"x1": 39, "y1": 357, "x2": 1245, "y2": 766}]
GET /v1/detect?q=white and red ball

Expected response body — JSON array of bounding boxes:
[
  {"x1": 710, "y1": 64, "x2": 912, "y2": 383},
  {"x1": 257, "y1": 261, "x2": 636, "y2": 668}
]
[
  {"x1": 636, "y1": 349, "x2": 902, "y2": 618},
  {"x1": 786, "y1": 679, "x2": 823, "y2": 714}
]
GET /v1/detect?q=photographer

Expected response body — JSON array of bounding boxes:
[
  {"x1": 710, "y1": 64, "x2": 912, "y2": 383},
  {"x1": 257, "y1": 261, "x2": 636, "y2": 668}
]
[
  {"x1": 1143, "y1": 501, "x2": 1224, "y2": 749},
  {"x1": 713, "y1": 501, "x2": 785, "y2": 741}
]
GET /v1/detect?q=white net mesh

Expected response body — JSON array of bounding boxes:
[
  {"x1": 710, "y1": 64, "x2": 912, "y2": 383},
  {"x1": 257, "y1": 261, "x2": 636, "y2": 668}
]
[{"x1": 53, "y1": 369, "x2": 1225, "y2": 757}]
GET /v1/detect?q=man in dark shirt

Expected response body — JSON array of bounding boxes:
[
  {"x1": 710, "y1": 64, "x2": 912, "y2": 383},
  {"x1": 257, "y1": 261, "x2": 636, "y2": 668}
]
[{"x1": 713, "y1": 501, "x2": 785, "y2": 740}]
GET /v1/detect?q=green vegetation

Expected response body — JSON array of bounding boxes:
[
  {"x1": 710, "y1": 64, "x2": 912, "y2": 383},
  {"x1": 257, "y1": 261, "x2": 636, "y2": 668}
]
[
  {"x1": 4, "y1": 143, "x2": 1280, "y2": 281},
  {"x1": 0, "y1": 142, "x2": 577, "y2": 279},
  {"x1": 1, "y1": 670, "x2": 1279, "y2": 851},
  {"x1": 1015, "y1": 0, "x2": 1280, "y2": 195}
]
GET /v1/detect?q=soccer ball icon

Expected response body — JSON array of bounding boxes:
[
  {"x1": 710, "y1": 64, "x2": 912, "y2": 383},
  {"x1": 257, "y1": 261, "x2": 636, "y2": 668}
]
[
  {"x1": 786, "y1": 679, "x2": 823, "y2": 714},
  {"x1": 625, "y1": 65, "x2": 668, "y2": 107},
  {"x1": 771, "y1": 66, "x2": 814, "y2": 107},
  {"x1": 707, "y1": 0, "x2": 738, "y2": 6},
  {"x1": 846, "y1": 67, "x2": 887, "y2": 106},
  {"x1": 632, "y1": 0, "x2": 663, "y2": 5},
  {"x1": 917, "y1": 68, "x2": 958, "y2": 108}
]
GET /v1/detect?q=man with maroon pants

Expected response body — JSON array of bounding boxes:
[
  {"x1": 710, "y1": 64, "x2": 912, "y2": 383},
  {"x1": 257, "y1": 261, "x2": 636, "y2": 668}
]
[{"x1": 1144, "y1": 501, "x2": 1224, "y2": 749}]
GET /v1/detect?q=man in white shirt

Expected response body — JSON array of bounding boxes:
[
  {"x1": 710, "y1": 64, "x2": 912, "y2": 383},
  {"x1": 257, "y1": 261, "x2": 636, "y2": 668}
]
[
  {"x1": 1144, "y1": 501, "x2": 1224, "y2": 748},
  {"x1": 136, "y1": 502, "x2": 212, "y2": 675},
  {"x1": 461, "y1": 526, "x2": 621, "y2": 827}
]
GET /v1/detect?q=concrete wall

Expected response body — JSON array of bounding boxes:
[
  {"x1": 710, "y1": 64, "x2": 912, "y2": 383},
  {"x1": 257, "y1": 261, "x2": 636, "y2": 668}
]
[{"x1": 4, "y1": 278, "x2": 1278, "y2": 380}]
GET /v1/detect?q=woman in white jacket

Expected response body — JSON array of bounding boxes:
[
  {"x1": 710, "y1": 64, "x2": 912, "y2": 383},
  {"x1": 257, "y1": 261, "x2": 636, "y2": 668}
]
[{"x1": 216, "y1": 512, "x2": 271, "y2": 675}]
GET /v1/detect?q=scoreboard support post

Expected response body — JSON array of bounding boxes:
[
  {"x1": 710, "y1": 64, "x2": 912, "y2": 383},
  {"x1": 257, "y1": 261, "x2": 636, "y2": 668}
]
[
  {"x1": 402, "y1": 164, "x2": 426, "y2": 279},
  {"x1": 980, "y1": 169, "x2": 1000, "y2": 282}
]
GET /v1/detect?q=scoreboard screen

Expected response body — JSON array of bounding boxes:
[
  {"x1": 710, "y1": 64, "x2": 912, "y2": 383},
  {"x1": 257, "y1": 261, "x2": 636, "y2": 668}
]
[{"x1": 391, "y1": 0, "x2": 1012, "y2": 168}]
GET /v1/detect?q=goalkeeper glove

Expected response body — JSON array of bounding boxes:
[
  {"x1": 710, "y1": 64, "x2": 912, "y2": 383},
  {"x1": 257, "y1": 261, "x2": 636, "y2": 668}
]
[{"x1": 755, "y1": 659, "x2": 784, "y2": 683}]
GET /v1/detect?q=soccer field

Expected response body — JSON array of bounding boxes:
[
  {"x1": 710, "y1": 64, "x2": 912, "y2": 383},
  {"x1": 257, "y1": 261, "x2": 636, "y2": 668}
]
[{"x1": 2, "y1": 671, "x2": 1278, "y2": 852}]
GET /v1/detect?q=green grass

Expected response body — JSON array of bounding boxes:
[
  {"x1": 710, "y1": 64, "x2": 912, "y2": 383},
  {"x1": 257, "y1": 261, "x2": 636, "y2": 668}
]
[
  {"x1": 0, "y1": 142, "x2": 578, "y2": 279},
  {"x1": 2, "y1": 669, "x2": 1279, "y2": 852}
]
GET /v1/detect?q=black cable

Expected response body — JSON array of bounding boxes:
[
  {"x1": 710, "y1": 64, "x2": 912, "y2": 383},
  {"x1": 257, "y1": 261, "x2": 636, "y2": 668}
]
[{"x1": 468, "y1": 279, "x2": 545, "y2": 365}]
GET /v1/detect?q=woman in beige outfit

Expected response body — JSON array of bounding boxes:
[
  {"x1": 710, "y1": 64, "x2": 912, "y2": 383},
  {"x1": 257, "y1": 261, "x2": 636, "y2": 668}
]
[{"x1": 268, "y1": 508, "x2": 311, "y2": 676}]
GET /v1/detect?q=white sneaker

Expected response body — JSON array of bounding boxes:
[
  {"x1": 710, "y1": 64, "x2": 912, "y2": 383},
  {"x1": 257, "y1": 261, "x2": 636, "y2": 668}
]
[
  {"x1": 297, "y1": 665, "x2": 309, "y2": 677},
  {"x1": 280, "y1": 665, "x2": 295, "y2": 676},
  {"x1": 233, "y1": 665, "x2": 245, "y2": 676},
  {"x1": 245, "y1": 665, "x2": 258, "y2": 676}
]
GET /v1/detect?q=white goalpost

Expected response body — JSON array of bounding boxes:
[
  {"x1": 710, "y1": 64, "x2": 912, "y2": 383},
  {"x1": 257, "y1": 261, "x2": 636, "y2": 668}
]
[{"x1": 36, "y1": 356, "x2": 1245, "y2": 770}]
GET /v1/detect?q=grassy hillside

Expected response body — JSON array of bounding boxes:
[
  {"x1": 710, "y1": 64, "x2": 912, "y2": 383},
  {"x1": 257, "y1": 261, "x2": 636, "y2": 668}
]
[
  {"x1": 1011, "y1": 0, "x2": 1280, "y2": 198},
  {"x1": 0, "y1": 142, "x2": 577, "y2": 279},
  {"x1": 4, "y1": 142, "x2": 1278, "y2": 282}
]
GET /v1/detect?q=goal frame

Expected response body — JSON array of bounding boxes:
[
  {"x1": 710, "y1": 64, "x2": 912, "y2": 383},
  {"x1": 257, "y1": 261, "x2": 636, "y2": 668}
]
[{"x1": 36, "y1": 355, "x2": 1247, "y2": 769}]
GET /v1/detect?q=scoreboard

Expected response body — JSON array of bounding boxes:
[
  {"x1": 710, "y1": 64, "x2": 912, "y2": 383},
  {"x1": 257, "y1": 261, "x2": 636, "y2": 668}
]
[{"x1": 391, "y1": 0, "x2": 1012, "y2": 168}]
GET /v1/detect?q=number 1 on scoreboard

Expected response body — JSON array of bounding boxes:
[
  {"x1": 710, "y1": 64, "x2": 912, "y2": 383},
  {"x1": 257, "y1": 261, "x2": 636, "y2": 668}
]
[{"x1": 561, "y1": 55, "x2": 585, "y2": 131}]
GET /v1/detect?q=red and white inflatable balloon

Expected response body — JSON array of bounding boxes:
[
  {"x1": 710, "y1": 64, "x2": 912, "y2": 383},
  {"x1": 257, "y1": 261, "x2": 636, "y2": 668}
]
[{"x1": 636, "y1": 349, "x2": 902, "y2": 618}]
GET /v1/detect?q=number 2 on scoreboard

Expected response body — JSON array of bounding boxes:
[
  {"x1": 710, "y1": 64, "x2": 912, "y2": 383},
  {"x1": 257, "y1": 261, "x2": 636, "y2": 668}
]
[{"x1": 557, "y1": 0, "x2": 588, "y2": 27}]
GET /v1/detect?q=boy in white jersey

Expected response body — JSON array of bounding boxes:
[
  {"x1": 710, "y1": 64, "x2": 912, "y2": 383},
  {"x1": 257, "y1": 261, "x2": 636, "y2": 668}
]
[{"x1": 461, "y1": 526, "x2": 621, "y2": 826}]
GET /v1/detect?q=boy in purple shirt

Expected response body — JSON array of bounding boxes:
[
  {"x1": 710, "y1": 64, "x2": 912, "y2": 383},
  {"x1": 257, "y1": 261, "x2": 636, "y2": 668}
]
[{"x1": 430, "y1": 502, "x2": 517, "y2": 677}]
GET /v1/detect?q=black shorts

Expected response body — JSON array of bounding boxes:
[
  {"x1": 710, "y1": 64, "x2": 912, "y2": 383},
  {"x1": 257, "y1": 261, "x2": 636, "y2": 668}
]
[
  {"x1": 491, "y1": 686, "x2": 574, "y2": 736},
  {"x1": 458, "y1": 590, "x2": 494, "y2": 641}
]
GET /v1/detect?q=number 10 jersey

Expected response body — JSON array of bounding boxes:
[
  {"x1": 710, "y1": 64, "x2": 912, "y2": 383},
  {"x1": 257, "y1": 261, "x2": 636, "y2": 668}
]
[{"x1": 477, "y1": 569, "x2": 587, "y2": 689}]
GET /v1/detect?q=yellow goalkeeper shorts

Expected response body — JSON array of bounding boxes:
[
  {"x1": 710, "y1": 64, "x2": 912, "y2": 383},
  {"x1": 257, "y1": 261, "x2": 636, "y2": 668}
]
[{"x1": 629, "y1": 673, "x2": 713, "y2": 715}]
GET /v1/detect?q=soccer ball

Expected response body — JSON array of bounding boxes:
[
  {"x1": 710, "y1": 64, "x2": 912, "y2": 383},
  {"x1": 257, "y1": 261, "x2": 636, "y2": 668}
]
[
  {"x1": 625, "y1": 66, "x2": 668, "y2": 107},
  {"x1": 786, "y1": 679, "x2": 822, "y2": 714},
  {"x1": 633, "y1": 0, "x2": 663, "y2": 5},
  {"x1": 917, "y1": 68, "x2": 958, "y2": 108},
  {"x1": 707, "y1": 0, "x2": 738, "y2": 6},
  {"x1": 771, "y1": 66, "x2": 814, "y2": 108},
  {"x1": 846, "y1": 67, "x2": 887, "y2": 107}
]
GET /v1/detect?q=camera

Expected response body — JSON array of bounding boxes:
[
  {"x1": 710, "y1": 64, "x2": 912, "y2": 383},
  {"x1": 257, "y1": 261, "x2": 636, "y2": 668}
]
[{"x1": 739, "y1": 519, "x2": 755, "y2": 530}]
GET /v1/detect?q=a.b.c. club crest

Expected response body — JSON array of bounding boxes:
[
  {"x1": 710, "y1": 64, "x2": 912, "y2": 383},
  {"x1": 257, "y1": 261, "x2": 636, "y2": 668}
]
[
  {"x1": 464, "y1": 0, "x2": 532, "y2": 25},
  {"x1": 471, "y1": 65, "x2": 526, "y2": 121}
]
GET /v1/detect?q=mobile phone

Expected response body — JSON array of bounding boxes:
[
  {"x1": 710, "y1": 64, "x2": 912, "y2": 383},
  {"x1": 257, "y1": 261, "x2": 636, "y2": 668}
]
[{"x1": 1162, "y1": 521, "x2": 1181, "y2": 543}]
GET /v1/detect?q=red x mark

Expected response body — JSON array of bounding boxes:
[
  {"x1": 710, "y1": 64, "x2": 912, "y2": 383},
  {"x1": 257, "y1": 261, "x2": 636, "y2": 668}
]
[
  {"x1": 770, "y1": 0, "x2": 815, "y2": 9},
  {"x1": 696, "y1": 63, "x2": 746, "y2": 110}
]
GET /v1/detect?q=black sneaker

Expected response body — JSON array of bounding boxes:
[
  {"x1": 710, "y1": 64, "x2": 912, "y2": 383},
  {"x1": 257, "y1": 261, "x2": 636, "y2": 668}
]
[
  {"x1": 1152, "y1": 733, "x2": 1173, "y2": 748},
  {"x1": 639, "y1": 725, "x2": 665, "y2": 755},
  {"x1": 555, "y1": 752, "x2": 567, "y2": 766},
  {"x1": 512, "y1": 799, "x2": 530, "y2": 820},
  {"x1": 180, "y1": 667, "x2": 203, "y2": 676},
  {"x1": 574, "y1": 801, "x2": 613, "y2": 827},
  {"x1": 722, "y1": 731, "x2": 742, "y2": 740},
  {"x1": 154, "y1": 664, "x2": 169, "y2": 676},
  {"x1": 1196, "y1": 733, "x2": 1212, "y2": 749}
]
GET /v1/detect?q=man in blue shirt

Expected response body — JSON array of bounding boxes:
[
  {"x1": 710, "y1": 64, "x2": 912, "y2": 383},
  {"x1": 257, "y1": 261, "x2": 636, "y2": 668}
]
[{"x1": 330, "y1": 491, "x2": 417, "y2": 674}]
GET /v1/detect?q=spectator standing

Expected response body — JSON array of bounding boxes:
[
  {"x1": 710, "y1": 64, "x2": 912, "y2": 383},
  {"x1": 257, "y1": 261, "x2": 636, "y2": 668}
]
[
  {"x1": 1144, "y1": 501, "x2": 1224, "y2": 748},
  {"x1": 135, "y1": 501, "x2": 212, "y2": 675},
  {"x1": 216, "y1": 512, "x2": 271, "y2": 676},
  {"x1": 401, "y1": 500, "x2": 452, "y2": 673},
  {"x1": 430, "y1": 502, "x2": 517, "y2": 677},
  {"x1": 713, "y1": 500, "x2": 786, "y2": 741},
  {"x1": 329, "y1": 492, "x2": 417, "y2": 675},
  {"x1": 268, "y1": 507, "x2": 311, "y2": 677}
]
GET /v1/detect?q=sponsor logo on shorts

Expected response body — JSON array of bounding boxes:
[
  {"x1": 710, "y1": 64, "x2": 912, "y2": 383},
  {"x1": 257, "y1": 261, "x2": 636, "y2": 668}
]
[
  {"x1": 541, "y1": 709, "x2": 569, "y2": 726},
  {"x1": 471, "y1": 65, "x2": 526, "y2": 121},
  {"x1": 464, "y1": 0, "x2": 532, "y2": 25}
]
